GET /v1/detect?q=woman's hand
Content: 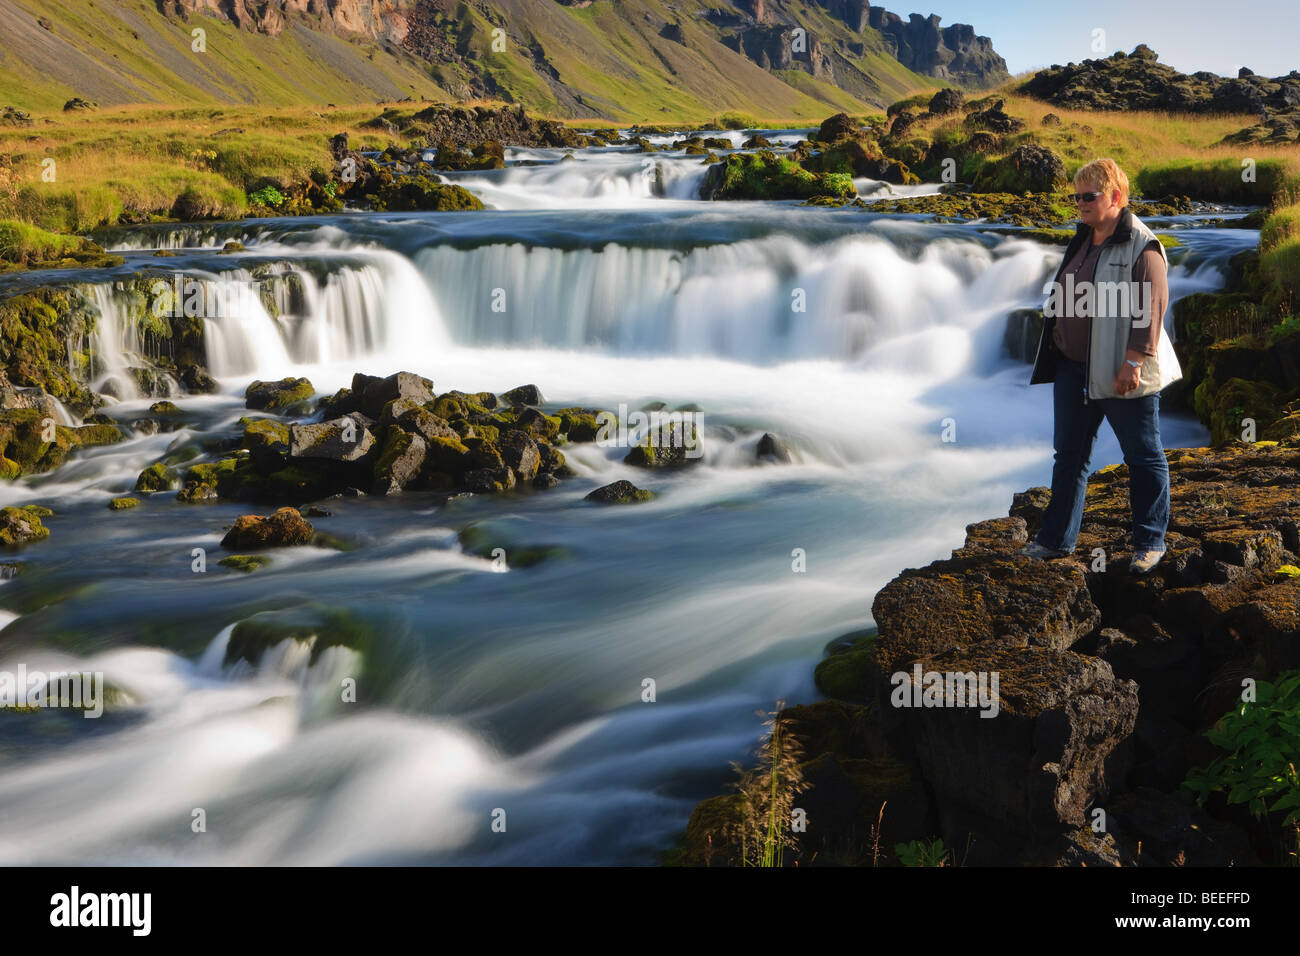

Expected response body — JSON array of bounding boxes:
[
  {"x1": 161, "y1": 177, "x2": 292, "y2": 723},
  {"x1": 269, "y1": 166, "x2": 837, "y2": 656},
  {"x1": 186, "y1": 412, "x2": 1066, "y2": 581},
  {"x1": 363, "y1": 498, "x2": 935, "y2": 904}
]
[{"x1": 1113, "y1": 358, "x2": 1142, "y2": 395}]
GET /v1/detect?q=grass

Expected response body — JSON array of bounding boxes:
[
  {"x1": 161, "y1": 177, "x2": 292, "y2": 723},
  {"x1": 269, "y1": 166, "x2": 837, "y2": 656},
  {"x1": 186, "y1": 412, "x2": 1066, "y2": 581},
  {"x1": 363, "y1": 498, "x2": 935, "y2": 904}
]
[
  {"x1": 0, "y1": 102, "x2": 447, "y2": 232},
  {"x1": 0, "y1": 219, "x2": 94, "y2": 264},
  {"x1": 897, "y1": 87, "x2": 1289, "y2": 191}
]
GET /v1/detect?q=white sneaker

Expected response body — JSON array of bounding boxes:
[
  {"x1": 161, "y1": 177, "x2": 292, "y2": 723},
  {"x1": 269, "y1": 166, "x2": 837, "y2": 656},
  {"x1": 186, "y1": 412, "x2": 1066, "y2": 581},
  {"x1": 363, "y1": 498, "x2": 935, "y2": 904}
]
[{"x1": 1130, "y1": 549, "x2": 1166, "y2": 575}]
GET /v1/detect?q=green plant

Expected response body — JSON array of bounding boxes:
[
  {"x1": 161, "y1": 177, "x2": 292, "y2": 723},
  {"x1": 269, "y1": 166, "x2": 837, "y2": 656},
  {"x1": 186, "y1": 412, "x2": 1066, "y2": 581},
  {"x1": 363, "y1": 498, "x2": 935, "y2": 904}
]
[
  {"x1": 248, "y1": 184, "x2": 285, "y2": 208},
  {"x1": 728, "y1": 701, "x2": 809, "y2": 867},
  {"x1": 895, "y1": 837, "x2": 949, "y2": 866},
  {"x1": 1182, "y1": 670, "x2": 1300, "y2": 863}
]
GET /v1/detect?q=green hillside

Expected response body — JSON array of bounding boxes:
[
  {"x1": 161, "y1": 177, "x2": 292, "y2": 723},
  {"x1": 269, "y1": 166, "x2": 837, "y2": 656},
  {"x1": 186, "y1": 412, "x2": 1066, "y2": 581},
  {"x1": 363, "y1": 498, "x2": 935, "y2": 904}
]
[{"x1": 0, "y1": 0, "x2": 1005, "y2": 120}]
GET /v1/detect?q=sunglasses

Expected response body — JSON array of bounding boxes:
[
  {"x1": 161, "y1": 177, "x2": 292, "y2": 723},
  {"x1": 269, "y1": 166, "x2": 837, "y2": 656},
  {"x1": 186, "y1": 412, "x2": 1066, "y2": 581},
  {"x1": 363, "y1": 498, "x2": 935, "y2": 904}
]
[{"x1": 1072, "y1": 191, "x2": 1104, "y2": 204}]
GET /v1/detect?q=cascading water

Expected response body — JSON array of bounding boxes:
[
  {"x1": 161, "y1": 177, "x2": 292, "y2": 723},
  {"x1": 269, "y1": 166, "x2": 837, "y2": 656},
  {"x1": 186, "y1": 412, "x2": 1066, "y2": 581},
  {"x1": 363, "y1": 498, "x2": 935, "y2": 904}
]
[{"x1": 81, "y1": 251, "x2": 450, "y2": 385}]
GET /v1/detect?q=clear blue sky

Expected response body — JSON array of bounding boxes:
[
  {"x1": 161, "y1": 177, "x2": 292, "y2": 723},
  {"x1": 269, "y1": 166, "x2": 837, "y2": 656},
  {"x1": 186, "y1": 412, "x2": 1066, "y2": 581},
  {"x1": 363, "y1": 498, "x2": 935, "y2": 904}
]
[{"x1": 918, "y1": 0, "x2": 1297, "y2": 78}]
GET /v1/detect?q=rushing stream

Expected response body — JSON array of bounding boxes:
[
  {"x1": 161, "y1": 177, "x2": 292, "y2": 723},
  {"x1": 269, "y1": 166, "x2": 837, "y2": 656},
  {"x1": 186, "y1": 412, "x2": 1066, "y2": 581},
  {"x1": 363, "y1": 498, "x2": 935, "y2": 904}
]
[{"x1": 0, "y1": 131, "x2": 1255, "y2": 864}]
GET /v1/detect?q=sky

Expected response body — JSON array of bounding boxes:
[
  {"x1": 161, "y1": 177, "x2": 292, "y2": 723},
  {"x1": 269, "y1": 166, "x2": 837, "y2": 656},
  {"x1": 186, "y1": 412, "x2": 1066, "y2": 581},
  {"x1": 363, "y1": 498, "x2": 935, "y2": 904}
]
[{"x1": 915, "y1": 0, "x2": 1298, "y2": 78}]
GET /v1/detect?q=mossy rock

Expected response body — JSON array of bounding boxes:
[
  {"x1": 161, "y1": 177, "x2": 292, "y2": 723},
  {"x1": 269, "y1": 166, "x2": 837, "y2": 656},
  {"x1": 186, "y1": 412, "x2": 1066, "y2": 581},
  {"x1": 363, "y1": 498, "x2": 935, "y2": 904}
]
[
  {"x1": 218, "y1": 554, "x2": 271, "y2": 573},
  {"x1": 223, "y1": 606, "x2": 370, "y2": 667},
  {"x1": 424, "y1": 435, "x2": 471, "y2": 477},
  {"x1": 20, "y1": 503, "x2": 53, "y2": 517},
  {"x1": 135, "y1": 461, "x2": 179, "y2": 492},
  {"x1": 0, "y1": 288, "x2": 100, "y2": 414},
  {"x1": 149, "y1": 400, "x2": 181, "y2": 416},
  {"x1": 699, "y1": 151, "x2": 856, "y2": 201},
  {"x1": 1207, "y1": 376, "x2": 1282, "y2": 446},
  {"x1": 245, "y1": 377, "x2": 314, "y2": 411},
  {"x1": 369, "y1": 176, "x2": 484, "y2": 212},
  {"x1": 624, "y1": 420, "x2": 702, "y2": 467},
  {"x1": 814, "y1": 629, "x2": 879, "y2": 703},
  {"x1": 0, "y1": 505, "x2": 49, "y2": 546},
  {"x1": 107, "y1": 496, "x2": 140, "y2": 510},
  {"x1": 71, "y1": 423, "x2": 124, "y2": 446},
  {"x1": 457, "y1": 523, "x2": 569, "y2": 567},
  {"x1": 555, "y1": 407, "x2": 607, "y2": 442},
  {"x1": 584, "y1": 479, "x2": 655, "y2": 504}
]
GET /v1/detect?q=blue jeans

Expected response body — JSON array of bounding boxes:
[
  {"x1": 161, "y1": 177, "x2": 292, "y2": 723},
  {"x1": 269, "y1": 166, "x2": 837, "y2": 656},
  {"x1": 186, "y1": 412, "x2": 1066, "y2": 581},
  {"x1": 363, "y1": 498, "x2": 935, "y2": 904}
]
[{"x1": 1035, "y1": 357, "x2": 1170, "y2": 554}]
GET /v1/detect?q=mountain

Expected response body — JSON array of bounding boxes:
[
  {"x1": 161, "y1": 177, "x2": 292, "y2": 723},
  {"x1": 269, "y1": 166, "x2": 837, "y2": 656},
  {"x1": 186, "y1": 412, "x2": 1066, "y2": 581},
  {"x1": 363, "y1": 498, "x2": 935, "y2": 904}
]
[{"x1": 0, "y1": 0, "x2": 1008, "y2": 119}]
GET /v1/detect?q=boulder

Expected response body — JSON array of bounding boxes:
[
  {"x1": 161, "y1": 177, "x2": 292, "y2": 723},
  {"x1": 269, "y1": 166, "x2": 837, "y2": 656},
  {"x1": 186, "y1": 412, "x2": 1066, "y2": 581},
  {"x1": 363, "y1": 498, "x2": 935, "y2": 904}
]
[
  {"x1": 463, "y1": 466, "x2": 516, "y2": 493},
  {"x1": 498, "y1": 430, "x2": 541, "y2": 482},
  {"x1": 816, "y1": 112, "x2": 860, "y2": 143},
  {"x1": 245, "y1": 377, "x2": 314, "y2": 411},
  {"x1": 928, "y1": 89, "x2": 964, "y2": 115},
  {"x1": 352, "y1": 371, "x2": 435, "y2": 418},
  {"x1": 220, "y1": 507, "x2": 314, "y2": 550},
  {"x1": 289, "y1": 413, "x2": 375, "y2": 462},
  {"x1": 0, "y1": 506, "x2": 49, "y2": 546},
  {"x1": 584, "y1": 479, "x2": 654, "y2": 504},
  {"x1": 756, "y1": 432, "x2": 791, "y2": 463},
  {"x1": 371, "y1": 427, "x2": 427, "y2": 495},
  {"x1": 502, "y1": 383, "x2": 544, "y2": 406}
]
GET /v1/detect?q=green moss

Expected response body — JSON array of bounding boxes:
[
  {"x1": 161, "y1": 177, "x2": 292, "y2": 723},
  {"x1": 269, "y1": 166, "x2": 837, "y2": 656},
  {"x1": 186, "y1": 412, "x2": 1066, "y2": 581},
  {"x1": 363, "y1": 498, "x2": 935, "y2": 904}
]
[
  {"x1": 245, "y1": 377, "x2": 315, "y2": 411},
  {"x1": 241, "y1": 418, "x2": 291, "y2": 449},
  {"x1": 0, "y1": 288, "x2": 99, "y2": 413},
  {"x1": 701, "y1": 151, "x2": 855, "y2": 201},
  {"x1": 70, "y1": 423, "x2": 124, "y2": 446},
  {"x1": 107, "y1": 496, "x2": 140, "y2": 510},
  {"x1": 134, "y1": 462, "x2": 178, "y2": 492},
  {"x1": 424, "y1": 434, "x2": 471, "y2": 476},
  {"x1": 218, "y1": 554, "x2": 271, "y2": 573},
  {"x1": 223, "y1": 606, "x2": 370, "y2": 667},
  {"x1": 369, "y1": 176, "x2": 484, "y2": 212},
  {"x1": 373, "y1": 426, "x2": 418, "y2": 482},
  {"x1": 555, "y1": 407, "x2": 606, "y2": 442},
  {"x1": 0, "y1": 505, "x2": 48, "y2": 546},
  {"x1": 815, "y1": 630, "x2": 878, "y2": 703},
  {"x1": 21, "y1": 503, "x2": 53, "y2": 516}
]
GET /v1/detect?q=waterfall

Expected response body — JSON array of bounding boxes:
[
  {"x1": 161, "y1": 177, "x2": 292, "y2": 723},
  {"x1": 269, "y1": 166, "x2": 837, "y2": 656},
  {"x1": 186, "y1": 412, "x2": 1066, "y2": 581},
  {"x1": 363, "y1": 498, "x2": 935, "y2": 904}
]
[
  {"x1": 412, "y1": 232, "x2": 1054, "y2": 365},
  {"x1": 86, "y1": 286, "x2": 176, "y2": 401},
  {"x1": 82, "y1": 251, "x2": 450, "y2": 383}
]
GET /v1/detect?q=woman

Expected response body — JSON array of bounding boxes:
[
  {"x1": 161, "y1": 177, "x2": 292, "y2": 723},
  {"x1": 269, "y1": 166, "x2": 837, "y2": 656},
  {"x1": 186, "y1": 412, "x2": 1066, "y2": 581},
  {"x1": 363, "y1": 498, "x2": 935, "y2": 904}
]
[{"x1": 1020, "y1": 158, "x2": 1182, "y2": 575}]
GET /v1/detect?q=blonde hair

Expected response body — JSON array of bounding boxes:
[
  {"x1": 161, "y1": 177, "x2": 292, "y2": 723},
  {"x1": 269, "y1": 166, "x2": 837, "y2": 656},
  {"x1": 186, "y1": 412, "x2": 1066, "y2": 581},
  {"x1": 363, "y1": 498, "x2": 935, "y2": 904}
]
[{"x1": 1074, "y1": 158, "x2": 1129, "y2": 207}]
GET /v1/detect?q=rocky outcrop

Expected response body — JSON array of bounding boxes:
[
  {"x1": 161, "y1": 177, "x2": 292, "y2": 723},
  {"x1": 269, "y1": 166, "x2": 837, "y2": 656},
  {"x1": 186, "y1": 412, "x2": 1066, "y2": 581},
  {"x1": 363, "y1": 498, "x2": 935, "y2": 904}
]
[
  {"x1": 868, "y1": 9, "x2": 1008, "y2": 88},
  {"x1": 149, "y1": 371, "x2": 601, "y2": 505},
  {"x1": 714, "y1": 1, "x2": 1008, "y2": 93},
  {"x1": 681, "y1": 441, "x2": 1300, "y2": 865},
  {"x1": 155, "y1": 0, "x2": 409, "y2": 41},
  {"x1": 1018, "y1": 46, "x2": 1300, "y2": 145}
]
